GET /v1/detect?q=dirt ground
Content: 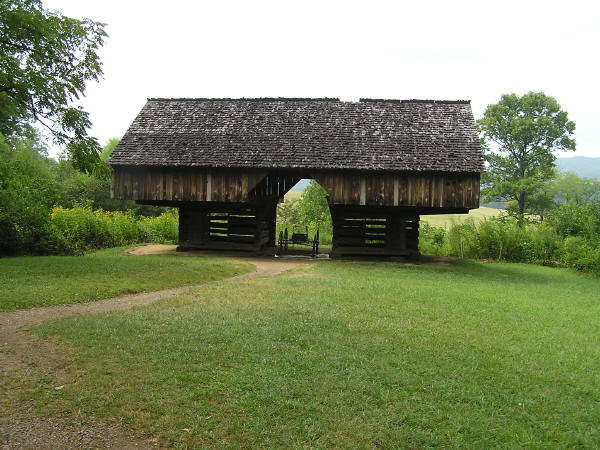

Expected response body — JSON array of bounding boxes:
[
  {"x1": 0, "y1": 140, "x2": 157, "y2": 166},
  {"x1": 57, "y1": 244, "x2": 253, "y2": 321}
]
[{"x1": 0, "y1": 245, "x2": 305, "y2": 449}]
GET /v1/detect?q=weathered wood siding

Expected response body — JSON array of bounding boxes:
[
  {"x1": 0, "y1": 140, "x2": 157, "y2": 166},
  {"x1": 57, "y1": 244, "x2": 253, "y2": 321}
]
[
  {"x1": 112, "y1": 168, "x2": 480, "y2": 210},
  {"x1": 112, "y1": 168, "x2": 266, "y2": 202},
  {"x1": 313, "y1": 172, "x2": 480, "y2": 209}
]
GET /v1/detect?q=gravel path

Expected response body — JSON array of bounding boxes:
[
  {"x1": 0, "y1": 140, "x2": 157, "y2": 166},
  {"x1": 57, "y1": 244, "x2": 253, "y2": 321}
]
[{"x1": 1, "y1": 246, "x2": 304, "y2": 449}]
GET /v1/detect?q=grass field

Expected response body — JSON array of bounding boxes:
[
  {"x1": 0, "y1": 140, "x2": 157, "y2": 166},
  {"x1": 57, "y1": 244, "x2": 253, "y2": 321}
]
[
  {"x1": 30, "y1": 259, "x2": 600, "y2": 447},
  {"x1": 0, "y1": 247, "x2": 251, "y2": 311},
  {"x1": 421, "y1": 206, "x2": 503, "y2": 228}
]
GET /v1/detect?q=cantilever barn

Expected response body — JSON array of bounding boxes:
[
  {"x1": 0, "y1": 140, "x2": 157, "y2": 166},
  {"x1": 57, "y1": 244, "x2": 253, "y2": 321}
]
[{"x1": 109, "y1": 98, "x2": 484, "y2": 257}]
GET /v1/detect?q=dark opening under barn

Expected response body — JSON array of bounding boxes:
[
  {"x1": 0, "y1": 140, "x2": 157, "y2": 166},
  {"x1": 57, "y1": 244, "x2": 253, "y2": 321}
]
[{"x1": 108, "y1": 98, "x2": 484, "y2": 258}]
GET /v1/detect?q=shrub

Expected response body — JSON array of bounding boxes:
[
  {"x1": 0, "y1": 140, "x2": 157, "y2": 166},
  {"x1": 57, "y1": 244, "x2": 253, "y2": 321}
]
[
  {"x1": 50, "y1": 206, "x2": 178, "y2": 254},
  {"x1": 137, "y1": 210, "x2": 179, "y2": 244},
  {"x1": 419, "y1": 222, "x2": 446, "y2": 255},
  {"x1": 522, "y1": 226, "x2": 563, "y2": 266},
  {"x1": 0, "y1": 135, "x2": 59, "y2": 256},
  {"x1": 51, "y1": 205, "x2": 111, "y2": 254}
]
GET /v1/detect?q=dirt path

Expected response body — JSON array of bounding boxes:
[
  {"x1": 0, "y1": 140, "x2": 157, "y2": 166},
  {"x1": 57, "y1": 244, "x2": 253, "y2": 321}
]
[{"x1": 1, "y1": 246, "x2": 304, "y2": 449}]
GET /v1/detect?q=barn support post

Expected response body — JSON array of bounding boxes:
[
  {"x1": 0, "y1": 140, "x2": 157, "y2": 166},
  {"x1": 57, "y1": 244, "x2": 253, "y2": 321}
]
[
  {"x1": 253, "y1": 200, "x2": 278, "y2": 253},
  {"x1": 177, "y1": 204, "x2": 210, "y2": 251}
]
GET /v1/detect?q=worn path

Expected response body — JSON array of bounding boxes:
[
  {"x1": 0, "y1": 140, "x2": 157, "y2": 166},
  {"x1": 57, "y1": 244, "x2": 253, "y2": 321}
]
[{"x1": 1, "y1": 246, "x2": 305, "y2": 449}]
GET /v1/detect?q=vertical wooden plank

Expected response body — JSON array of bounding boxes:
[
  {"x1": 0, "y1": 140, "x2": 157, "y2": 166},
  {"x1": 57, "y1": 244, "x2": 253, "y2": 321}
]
[
  {"x1": 155, "y1": 170, "x2": 162, "y2": 201},
  {"x1": 241, "y1": 173, "x2": 249, "y2": 202},
  {"x1": 350, "y1": 176, "x2": 360, "y2": 205},
  {"x1": 222, "y1": 172, "x2": 229, "y2": 202},
  {"x1": 133, "y1": 170, "x2": 139, "y2": 200},
  {"x1": 173, "y1": 172, "x2": 180, "y2": 201},
  {"x1": 333, "y1": 173, "x2": 343, "y2": 204},
  {"x1": 211, "y1": 172, "x2": 219, "y2": 201},
  {"x1": 393, "y1": 177, "x2": 399, "y2": 206},
  {"x1": 123, "y1": 170, "x2": 131, "y2": 199},
  {"x1": 366, "y1": 176, "x2": 373, "y2": 205},
  {"x1": 206, "y1": 171, "x2": 212, "y2": 201},
  {"x1": 399, "y1": 218, "x2": 406, "y2": 249},
  {"x1": 197, "y1": 171, "x2": 204, "y2": 201},
  {"x1": 166, "y1": 173, "x2": 174, "y2": 200},
  {"x1": 359, "y1": 177, "x2": 366, "y2": 205}
]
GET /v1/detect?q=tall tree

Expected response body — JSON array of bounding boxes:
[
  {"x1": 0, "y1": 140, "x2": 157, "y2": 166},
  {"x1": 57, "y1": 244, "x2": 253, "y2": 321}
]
[
  {"x1": 0, "y1": 0, "x2": 106, "y2": 173},
  {"x1": 298, "y1": 180, "x2": 331, "y2": 231},
  {"x1": 478, "y1": 92, "x2": 576, "y2": 225}
]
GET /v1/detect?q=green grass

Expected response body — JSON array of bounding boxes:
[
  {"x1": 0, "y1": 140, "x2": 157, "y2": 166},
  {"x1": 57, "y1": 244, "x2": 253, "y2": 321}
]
[
  {"x1": 0, "y1": 247, "x2": 252, "y2": 311},
  {"x1": 422, "y1": 206, "x2": 503, "y2": 228},
  {"x1": 32, "y1": 260, "x2": 600, "y2": 447}
]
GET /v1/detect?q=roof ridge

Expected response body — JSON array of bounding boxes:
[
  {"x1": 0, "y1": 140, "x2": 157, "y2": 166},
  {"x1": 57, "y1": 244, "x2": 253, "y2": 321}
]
[
  {"x1": 146, "y1": 97, "x2": 471, "y2": 104},
  {"x1": 360, "y1": 98, "x2": 471, "y2": 104},
  {"x1": 147, "y1": 97, "x2": 341, "y2": 102}
]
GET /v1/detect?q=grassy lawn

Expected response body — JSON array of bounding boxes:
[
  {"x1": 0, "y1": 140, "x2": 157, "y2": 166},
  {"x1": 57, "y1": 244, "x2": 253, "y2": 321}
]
[
  {"x1": 421, "y1": 206, "x2": 503, "y2": 228},
  {"x1": 0, "y1": 247, "x2": 252, "y2": 311},
  {"x1": 29, "y1": 259, "x2": 600, "y2": 447}
]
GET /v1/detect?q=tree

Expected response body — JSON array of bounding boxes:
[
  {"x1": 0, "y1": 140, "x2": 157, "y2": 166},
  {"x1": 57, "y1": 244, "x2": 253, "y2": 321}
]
[
  {"x1": 277, "y1": 197, "x2": 300, "y2": 229},
  {"x1": 550, "y1": 172, "x2": 600, "y2": 205},
  {"x1": 298, "y1": 180, "x2": 331, "y2": 231},
  {"x1": 0, "y1": 132, "x2": 59, "y2": 255},
  {"x1": 478, "y1": 92, "x2": 576, "y2": 226},
  {"x1": 0, "y1": 0, "x2": 106, "y2": 173}
]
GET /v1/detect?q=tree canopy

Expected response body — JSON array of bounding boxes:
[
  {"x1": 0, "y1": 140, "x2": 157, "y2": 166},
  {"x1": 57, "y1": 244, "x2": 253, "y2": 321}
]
[
  {"x1": 298, "y1": 180, "x2": 331, "y2": 231},
  {"x1": 478, "y1": 92, "x2": 576, "y2": 225},
  {"x1": 0, "y1": 0, "x2": 106, "y2": 173}
]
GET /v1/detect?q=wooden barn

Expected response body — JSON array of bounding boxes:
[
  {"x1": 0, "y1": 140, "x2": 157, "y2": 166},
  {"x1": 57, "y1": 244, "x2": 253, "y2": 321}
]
[{"x1": 108, "y1": 98, "x2": 484, "y2": 257}]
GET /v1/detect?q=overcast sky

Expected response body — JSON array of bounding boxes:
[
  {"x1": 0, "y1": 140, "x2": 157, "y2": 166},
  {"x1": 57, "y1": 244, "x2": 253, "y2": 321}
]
[{"x1": 45, "y1": 0, "x2": 600, "y2": 158}]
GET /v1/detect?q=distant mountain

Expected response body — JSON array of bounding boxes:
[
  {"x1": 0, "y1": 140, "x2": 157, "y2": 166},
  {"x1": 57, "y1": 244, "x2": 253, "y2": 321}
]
[{"x1": 556, "y1": 157, "x2": 600, "y2": 179}]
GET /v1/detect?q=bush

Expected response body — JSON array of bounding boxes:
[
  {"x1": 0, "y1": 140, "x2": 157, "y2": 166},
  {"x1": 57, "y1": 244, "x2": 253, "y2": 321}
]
[
  {"x1": 50, "y1": 205, "x2": 178, "y2": 255},
  {"x1": 0, "y1": 135, "x2": 60, "y2": 256},
  {"x1": 419, "y1": 222, "x2": 446, "y2": 255},
  {"x1": 138, "y1": 210, "x2": 179, "y2": 244},
  {"x1": 419, "y1": 214, "x2": 600, "y2": 275},
  {"x1": 546, "y1": 202, "x2": 600, "y2": 240}
]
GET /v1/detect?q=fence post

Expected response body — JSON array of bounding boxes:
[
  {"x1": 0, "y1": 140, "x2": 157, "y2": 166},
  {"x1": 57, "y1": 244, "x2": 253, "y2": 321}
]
[
  {"x1": 460, "y1": 236, "x2": 464, "y2": 259},
  {"x1": 498, "y1": 241, "x2": 503, "y2": 261}
]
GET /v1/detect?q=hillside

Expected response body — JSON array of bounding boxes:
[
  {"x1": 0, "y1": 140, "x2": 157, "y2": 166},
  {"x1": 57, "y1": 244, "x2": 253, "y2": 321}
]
[
  {"x1": 421, "y1": 206, "x2": 502, "y2": 228},
  {"x1": 556, "y1": 157, "x2": 600, "y2": 179}
]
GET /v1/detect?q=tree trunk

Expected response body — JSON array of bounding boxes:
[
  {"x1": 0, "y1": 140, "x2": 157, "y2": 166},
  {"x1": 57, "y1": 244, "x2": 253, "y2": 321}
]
[{"x1": 518, "y1": 190, "x2": 525, "y2": 227}]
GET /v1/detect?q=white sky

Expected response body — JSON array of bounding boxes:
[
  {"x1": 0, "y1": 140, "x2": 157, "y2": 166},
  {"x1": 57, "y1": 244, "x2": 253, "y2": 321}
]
[{"x1": 45, "y1": 0, "x2": 600, "y2": 158}]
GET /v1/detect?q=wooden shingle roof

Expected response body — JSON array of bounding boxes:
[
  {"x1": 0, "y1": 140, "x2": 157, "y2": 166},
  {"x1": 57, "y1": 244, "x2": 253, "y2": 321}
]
[{"x1": 108, "y1": 98, "x2": 484, "y2": 173}]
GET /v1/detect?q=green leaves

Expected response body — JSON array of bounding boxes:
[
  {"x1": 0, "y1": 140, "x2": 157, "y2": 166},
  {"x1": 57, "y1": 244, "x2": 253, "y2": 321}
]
[
  {"x1": 298, "y1": 180, "x2": 331, "y2": 231},
  {"x1": 0, "y1": 0, "x2": 106, "y2": 173},
  {"x1": 478, "y1": 92, "x2": 576, "y2": 225}
]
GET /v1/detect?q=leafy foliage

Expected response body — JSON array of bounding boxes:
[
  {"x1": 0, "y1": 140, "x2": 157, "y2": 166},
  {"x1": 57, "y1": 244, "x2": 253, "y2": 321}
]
[
  {"x1": 51, "y1": 205, "x2": 178, "y2": 255},
  {"x1": 0, "y1": 0, "x2": 107, "y2": 173},
  {"x1": 0, "y1": 132, "x2": 58, "y2": 255},
  {"x1": 550, "y1": 172, "x2": 600, "y2": 205},
  {"x1": 297, "y1": 180, "x2": 331, "y2": 231},
  {"x1": 0, "y1": 133, "x2": 176, "y2": 256},
  {"x1": 478, "y1": 92, "x2": 576, "y2": 225},
  {"x1": 420, "y1": 205, "x2": 600, "y2": 274}
]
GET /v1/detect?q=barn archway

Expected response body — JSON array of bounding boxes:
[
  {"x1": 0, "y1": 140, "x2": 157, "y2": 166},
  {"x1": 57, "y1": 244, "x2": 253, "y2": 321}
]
[{"x1": 276, "y1": 178, "x2": 332, "y2": 257}]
